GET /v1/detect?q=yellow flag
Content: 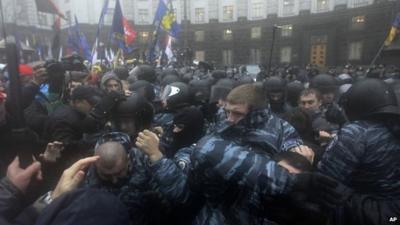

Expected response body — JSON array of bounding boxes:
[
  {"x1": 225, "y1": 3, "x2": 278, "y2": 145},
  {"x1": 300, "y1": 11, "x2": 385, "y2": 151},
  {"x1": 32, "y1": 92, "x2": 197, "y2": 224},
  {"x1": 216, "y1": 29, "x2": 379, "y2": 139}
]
[{"x1": 384, "y1": 27, "x2": 398, "y2": 47}]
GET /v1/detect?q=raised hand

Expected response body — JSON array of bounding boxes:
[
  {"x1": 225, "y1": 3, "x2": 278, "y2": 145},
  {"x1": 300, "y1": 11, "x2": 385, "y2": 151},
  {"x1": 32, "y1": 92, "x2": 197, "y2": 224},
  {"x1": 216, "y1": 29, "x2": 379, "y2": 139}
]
[
  {"x1": 6, "y1": 156, "x2": 42, "y2": 193},
  {"x1": 136, "y1": 129, "x2": 163, "y2": 162},
  {"x1": 51, "y1": 156, "x2": 99, "y2": 199},
  {"x1": 40, "y1": 141, "x2": 64, "y2": 163}
]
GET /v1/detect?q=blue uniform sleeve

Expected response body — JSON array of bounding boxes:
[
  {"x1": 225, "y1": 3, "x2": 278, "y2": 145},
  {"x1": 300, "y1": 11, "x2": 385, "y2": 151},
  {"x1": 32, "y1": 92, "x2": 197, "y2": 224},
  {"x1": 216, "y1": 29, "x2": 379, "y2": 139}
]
[
  {"x1": 149, "y1": 137, "x2": 296, "y2": 208},
  {"x1": 318, "y1": 124, "x2": 365, "y2": 184},
  {"x1": 280, "y1": 119, "x2": 303, "y2": 151},
  {"x1": 192, "y1": 137, "x2": 295, "y2": 196},
  {"x1": 148, "y1": 147, "x2": 194, "y2": 205}
]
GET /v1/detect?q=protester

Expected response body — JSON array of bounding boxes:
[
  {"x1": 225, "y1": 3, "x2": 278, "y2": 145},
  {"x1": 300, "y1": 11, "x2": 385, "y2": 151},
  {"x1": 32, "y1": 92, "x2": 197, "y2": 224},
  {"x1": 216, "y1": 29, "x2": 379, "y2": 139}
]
[{"x1": 1, "y1": 43, "x2": 399, "y2": 225}]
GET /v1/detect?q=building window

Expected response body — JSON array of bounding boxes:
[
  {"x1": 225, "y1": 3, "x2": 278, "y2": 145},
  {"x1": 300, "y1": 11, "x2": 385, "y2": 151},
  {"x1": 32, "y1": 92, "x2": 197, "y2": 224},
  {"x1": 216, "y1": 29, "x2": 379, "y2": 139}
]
[
  {"x1": 194, "y1": 8, "x2": 205, "y2": 24},
  {"x1": 351, "y1": 0, "x2": 370, "y2": 8},
  {"x1": 138, "y1": 32, "x2": 149, "y2": 43},
  {"x1": 223, "y1": 29, "x2": 233, "y2": 41},
  {"x1": 351, "y1": 15, "x2": 365, "y2": 30},
  {"x1": 281, "y1": 25, "x2": 293, "y2": 37},
  {"x1": 223, "y1": 5, "x2": 234, "y2": 21},
  {"x1": 280, "y1": 46, "x2": 292, "y2": 63},
  {"x1": 38, "y1": 13, "x2": 48, "y2": 26},
  {"x1": 282, "y1": 0, "x2": 295, "y2": 16},
  {"x1": 194, "y1": 30, "x2": 205, "y2": 42},
  {"x1": 124, "y1": 0, "x2": 135, "y2": 19},
  {"x1": 249, "y1": 48, "x2": 262, "y2": 64},
  {"x1": 251, "y1": 27, "x2": 262, "y2": 39},
  {"x1": 252, "y1": 2, "x2": 263, "y2": 19},
  {"x1": 348, "y1": 41, "x2": 363, "y2": 60},
  {"x1": 138, "y1": 9, "x2": 149, "y2": 24},
  {"x1": 222, "y1": 49, "x2": 233, "y2": 65},
  {"x1": 195, "y1": 50, "x2": 205, "y2": 61},
  {"x1": 316, "y1": 0, "x2": 329, "y2": 12}
]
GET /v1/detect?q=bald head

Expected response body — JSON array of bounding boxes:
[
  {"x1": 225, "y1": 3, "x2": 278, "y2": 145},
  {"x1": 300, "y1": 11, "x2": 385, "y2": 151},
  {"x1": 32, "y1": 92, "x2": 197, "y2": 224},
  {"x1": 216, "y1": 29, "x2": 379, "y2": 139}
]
[{"x1": 95, "y1": 142, "x2": 129, "y2": 183}]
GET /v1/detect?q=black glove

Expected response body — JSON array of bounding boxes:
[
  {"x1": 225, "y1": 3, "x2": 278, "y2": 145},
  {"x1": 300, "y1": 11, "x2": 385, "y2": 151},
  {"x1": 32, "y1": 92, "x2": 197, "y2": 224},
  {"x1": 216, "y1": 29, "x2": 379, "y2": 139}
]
[
  {"x1": 90, "y1": 91, "x2": 125, "y2": 119},
  {"x1": 292, "y1": 172, "x2": 353, "y2": 210}
]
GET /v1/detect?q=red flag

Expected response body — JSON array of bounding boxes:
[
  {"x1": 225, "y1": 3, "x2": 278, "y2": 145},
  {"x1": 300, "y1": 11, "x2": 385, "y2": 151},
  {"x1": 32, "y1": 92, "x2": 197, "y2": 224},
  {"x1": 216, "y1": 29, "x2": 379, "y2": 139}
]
[{"x1": 122, "y1": 17, "x2": 136, "y2": 45}]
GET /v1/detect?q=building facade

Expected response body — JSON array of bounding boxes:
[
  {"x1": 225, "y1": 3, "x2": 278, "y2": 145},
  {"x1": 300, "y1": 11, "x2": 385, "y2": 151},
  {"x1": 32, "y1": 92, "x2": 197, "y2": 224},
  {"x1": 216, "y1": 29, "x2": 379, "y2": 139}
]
[
  {"x1": 128, "y1": 0, "x2": 400, "y2": 67},
  {"x1": 1, "y1": 0, "x2": 399, "y2": 66}
]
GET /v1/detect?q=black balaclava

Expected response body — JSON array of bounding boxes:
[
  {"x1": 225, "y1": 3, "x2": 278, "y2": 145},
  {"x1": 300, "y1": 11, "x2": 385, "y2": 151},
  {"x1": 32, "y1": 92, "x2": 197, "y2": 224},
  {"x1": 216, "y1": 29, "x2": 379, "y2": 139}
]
[{"x1": 170, "y1": 107, "x2": 204, "y2": 156}]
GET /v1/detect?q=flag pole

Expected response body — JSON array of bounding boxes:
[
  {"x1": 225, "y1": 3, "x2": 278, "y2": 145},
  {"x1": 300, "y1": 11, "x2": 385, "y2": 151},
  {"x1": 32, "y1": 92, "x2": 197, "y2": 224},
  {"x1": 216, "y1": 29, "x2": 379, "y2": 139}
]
[
  {"x1": 92, "y1": 0, "x2": 109, "y2": 65},
  {"x1": 267, "y1": 25, "x2": 278, "y2": 77},
  {"x1": 369, "y1": 42, "x2": 386, "y2": 67},
  {"x1": 0, "y1": 0, "x2": 8, "y2": 43},
  {"x1": 370, "y1": 9, "x2": 399, "y2": 67},
  {"x1": 147, "y1": 0, "x2": 164, "y2": 64},
  {"x1": 148, "y1": 20, "x2": 162, "y2": 64}
]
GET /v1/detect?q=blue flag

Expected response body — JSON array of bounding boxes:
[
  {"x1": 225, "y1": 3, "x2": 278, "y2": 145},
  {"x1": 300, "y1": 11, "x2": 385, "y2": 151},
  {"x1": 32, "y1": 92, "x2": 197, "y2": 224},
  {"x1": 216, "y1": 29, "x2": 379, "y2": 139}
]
[
  {"x1": 92, "y1": 0, "x2": 109, "y2": 63},
  {"x1": 110, "y1": 0, "x2": 125, "y2": 50},
  {"x1": 154, "y1": 0, "x2": 181, "y2": 38},
  {"x1": 67, "y1": 27, "x2": 79, "y2": 55},
  {"x1": 74, "y1": 16, "x2": 92, "y2": 61},
  {"x1": 385, "y1": 13, "x2": 400, "y2": 47},
  {"x1": 66, "y1": 17, "x2": 91, "y2": 60},
  {"x1": 110, "y1": 0, "x2": 133, "y2": 54}
]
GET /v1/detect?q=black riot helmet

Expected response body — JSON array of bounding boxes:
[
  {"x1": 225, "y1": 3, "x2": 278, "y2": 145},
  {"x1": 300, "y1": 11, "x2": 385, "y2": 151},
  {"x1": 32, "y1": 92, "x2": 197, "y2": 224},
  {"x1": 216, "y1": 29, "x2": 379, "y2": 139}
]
[
  {"x1": 286, "y1": 81, "x2": 305, "y2": 108},
  {"x1": 310, "y1": 74, "x2": 337, "y2": 94},
  {"x1": 264, "y1": 76, "x2": 286, "y2": 93},
  {"x1": 161, "y1": 68, "x2": 180, "y2": 77},
  {"x1": 129, "y1": 80, "x2": 156, "y2": 102},
  {"x1": 209, "y1": 78, "x2": 236, "y2": 103},
  {"x1": 341, "y1": 78, "x2": 400, "y2": 121},
  {"x1": 189, "y1": 79, "x2": 212, "y2": 104},
  {"x1": 112, "y1": 94, "x2": 154, "y2": 136},
  {"x1": 264, "y1": 76, "x2": 286, "y2": 105},
  {"x1": 161, "y1": 82, "x2": 192, "y2": 110},
  {"x1": 129, "y1": 65, "x2": 157, "y2": 83},
  {"x1": 161, "y1": 74, "x2": 181, "y2": 88}
]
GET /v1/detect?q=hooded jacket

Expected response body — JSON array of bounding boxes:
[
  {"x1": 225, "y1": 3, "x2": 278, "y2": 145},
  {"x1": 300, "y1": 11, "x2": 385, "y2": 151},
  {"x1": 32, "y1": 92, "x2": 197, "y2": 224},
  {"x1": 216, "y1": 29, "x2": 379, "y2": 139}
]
[{"x1": 101, "y1": 72, "x2": 123, "y2": 93}]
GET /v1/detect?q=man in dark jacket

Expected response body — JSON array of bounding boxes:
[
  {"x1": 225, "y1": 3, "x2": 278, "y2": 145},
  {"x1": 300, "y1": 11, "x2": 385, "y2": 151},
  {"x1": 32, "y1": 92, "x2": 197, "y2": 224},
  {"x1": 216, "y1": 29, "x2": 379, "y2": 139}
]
[
  {"x1": 42, "y1": 86, "x2": 118, "y2": 188},
  {"x1": 43, "y1": 86, "x2": 103, "y2": 152},
  {"x1": 299, "y1": 88, "x2": 338, "y2": 144}
]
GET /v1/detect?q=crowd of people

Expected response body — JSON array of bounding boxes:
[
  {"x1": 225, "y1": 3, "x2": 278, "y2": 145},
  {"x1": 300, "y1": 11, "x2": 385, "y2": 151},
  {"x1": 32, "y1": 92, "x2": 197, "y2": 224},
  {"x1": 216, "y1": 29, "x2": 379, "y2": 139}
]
[{"x1": 0, "y1": 54, "x2": 399, "y2": 225}]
